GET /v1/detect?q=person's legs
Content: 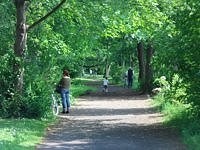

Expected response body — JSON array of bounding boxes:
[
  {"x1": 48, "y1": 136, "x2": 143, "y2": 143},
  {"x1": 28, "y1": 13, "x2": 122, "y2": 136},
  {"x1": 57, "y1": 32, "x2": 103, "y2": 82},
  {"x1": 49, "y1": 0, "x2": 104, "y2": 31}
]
[
  {"x1": 128, "y1": 77, "x2": 133, "y2": 88},
  {"x1": 103, "y1": 85, "x2": 108, "y2": 92},
  {"x1": 61, "y1": 89, "x2": 67, "y2": 113},
  {"x1": 103, "y1": 85, "x2": 106, "y2": 92},
  {"x1": 65, "y1": 91, "x2": 70, "y2": 113},
  {"x1": 130, "y1": 78, "x2": 133, "y2": 87},
  {"x1": 127, "y1": 78, "x2": 131, "y2": 88},
  {"x1": 105, "y1": 85, "x2": 108, "y2": 92}
]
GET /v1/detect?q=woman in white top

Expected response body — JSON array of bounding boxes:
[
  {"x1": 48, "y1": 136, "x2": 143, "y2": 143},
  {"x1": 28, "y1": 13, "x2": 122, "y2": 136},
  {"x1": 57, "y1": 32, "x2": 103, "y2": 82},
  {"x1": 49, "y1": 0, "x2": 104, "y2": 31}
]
[{"x1": 103, "y1": 77, "x2": 109, "y2": 92}]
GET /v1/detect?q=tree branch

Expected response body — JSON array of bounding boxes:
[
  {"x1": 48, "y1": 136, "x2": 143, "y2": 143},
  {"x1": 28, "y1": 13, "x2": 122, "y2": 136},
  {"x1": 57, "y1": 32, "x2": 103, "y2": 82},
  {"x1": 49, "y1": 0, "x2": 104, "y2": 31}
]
[{"x1": 27, "y1": 0, "x2": 66, "y2": 31}]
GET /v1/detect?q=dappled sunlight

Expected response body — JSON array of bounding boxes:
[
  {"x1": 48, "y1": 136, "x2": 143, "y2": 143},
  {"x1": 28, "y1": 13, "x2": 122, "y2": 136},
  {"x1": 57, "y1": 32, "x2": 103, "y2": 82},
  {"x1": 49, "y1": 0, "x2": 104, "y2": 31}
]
[
  {"x1": 38, "y1": 139, "x2": 91, "y2": 149},
  {"x1": 37, "y1": 86, "x2": 186, "y2": 150},
  {"x1": 63, "y1": 96, "x2": 163, "y2": 126}
]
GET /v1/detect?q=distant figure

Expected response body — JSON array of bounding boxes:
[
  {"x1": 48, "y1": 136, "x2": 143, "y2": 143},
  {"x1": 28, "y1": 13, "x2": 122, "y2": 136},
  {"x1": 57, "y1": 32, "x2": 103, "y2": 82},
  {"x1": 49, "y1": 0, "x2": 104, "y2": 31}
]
[
  {"x1": 127, "y1": 67, "x2": 133, "y2": 88},
  {"x1": 123, "y1": 71, "x2": 128, "y2": 88},
  {"x1": 103, "y1": 77, "x2": 109, "y2": 92}
]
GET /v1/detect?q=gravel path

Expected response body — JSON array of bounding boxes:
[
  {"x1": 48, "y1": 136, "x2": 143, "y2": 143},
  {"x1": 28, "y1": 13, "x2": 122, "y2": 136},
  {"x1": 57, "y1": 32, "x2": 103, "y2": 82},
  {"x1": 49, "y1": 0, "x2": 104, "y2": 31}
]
[{"x1": 36, "y1": 83, "x2": 187, "y2": 150}]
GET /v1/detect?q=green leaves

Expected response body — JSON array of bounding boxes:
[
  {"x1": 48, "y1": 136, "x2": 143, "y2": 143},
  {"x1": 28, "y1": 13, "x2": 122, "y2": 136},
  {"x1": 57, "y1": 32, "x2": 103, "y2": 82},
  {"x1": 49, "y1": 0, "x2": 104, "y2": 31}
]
[{"x1": 1, "y1": 0, "x2": 199, "y2": 119}]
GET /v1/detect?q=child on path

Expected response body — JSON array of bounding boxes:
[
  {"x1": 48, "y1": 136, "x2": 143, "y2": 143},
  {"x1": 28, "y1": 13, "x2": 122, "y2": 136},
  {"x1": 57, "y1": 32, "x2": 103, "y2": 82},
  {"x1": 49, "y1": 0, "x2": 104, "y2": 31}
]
[{"x1": 103, "y1": 77, "x2": 109, "y2": 92}]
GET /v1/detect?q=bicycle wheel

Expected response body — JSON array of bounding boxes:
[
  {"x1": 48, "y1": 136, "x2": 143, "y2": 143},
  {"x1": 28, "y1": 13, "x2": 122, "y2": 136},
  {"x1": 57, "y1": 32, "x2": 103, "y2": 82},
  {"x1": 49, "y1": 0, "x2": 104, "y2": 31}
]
[{"x1": 51, "y1": 94, "x2": 59, "y2": 115}]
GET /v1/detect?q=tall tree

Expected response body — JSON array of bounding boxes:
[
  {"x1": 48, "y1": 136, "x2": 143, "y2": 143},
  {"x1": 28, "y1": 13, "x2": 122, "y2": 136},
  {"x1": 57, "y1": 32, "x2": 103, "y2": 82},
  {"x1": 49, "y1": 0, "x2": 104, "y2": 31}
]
[
  {"x1": 14, "y1": 0, "x2": 27, "y2": 93},
  {"x1": 144, "y1": 43, "x2": 153, "y2": 93},
  {"x1": 137, "y1": 41, "x2": 145, "y2": 91},
  {"x1": 13, "y1": 0, "x2": 66, "y2": 93}
]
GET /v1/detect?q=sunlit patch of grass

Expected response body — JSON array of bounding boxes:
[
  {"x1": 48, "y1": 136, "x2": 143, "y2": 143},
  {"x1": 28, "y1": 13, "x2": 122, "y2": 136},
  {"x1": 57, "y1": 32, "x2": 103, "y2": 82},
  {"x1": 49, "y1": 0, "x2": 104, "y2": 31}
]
[
  {"x1": 162, "y1": 102, "x2": 189, "y2": 126},
  {"x1": 76, "y1": 75, "x2": 103, "y2": 81},
  {"x1": 71, "y1": 84, "x2": 96, "y2": 97},
  {"x1": 0, "y1": 118, "x2": 55, "y2": 150}
]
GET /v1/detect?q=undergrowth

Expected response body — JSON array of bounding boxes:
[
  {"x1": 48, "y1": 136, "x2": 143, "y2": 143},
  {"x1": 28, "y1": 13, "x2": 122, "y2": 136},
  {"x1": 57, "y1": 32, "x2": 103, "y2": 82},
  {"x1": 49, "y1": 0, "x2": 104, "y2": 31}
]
[
  {"x1": 0, "y1": 77, "x2": 95, "y2": 149},
  {"x1": 153, "y1": 75, "x2": 200, "y2": 150}
]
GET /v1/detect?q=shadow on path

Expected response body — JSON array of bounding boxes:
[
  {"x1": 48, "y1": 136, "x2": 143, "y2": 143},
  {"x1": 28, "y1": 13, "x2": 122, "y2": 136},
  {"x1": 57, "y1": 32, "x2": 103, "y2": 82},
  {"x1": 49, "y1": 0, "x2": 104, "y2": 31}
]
[{"x1": 36, "y1": 81, "x2": 187, "y2": 150}]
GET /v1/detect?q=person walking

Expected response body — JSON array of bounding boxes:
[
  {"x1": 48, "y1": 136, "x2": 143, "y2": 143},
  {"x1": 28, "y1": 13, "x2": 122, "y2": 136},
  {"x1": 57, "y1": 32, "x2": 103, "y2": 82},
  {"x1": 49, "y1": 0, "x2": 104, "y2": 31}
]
[
  {"x1": 127, "y1": 67, "x2": 133, "y2": 88},
  {"x1": 103, "y1": 76, "x2": 109, "y2": 92},
  {"x1": 58, "y1": 70, "x2": 71, "y2": 113}
]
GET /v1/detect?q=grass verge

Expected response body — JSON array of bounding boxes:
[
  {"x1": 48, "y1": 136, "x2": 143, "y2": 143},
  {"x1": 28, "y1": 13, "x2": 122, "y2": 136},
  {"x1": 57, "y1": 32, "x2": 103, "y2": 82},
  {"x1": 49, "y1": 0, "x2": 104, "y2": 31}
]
[
  {"x1": 152, "y1": 95, "x2": 200, "y2": 150},
  {"x1": 0, "y1": 118, "x2": 56, "y2": 150},
  {"x1": 71, "y1": 78, "x2": 97, "y2": 97},
  {"x1": 0, "y1": 77, "x2": 96, "y2": 150}
]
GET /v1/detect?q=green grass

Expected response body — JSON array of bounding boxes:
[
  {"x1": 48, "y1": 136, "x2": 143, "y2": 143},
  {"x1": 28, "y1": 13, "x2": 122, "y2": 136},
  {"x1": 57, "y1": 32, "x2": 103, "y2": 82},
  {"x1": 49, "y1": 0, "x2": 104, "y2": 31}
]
[
  {"x1": 0, "y1": 77, "x2": 96, "y2": 149},
  {"x1": 152, "y1": 95, "x2": 200, "y2": 150},
  {"x1": 76, "y1": 76, "x2": 101, "y2": 83},
  {"x1": 71, "y1": 85, "x2": 95, "y2": 97},
  {"x1": 71, "y1": 78, "x2": 97, "y2": 98},
  {"x1": 0, "y1": 118, "x2": 56, "y2": 150},
  {"x1": 183, "y1": 121, "x2": 200, "y2": 150}
]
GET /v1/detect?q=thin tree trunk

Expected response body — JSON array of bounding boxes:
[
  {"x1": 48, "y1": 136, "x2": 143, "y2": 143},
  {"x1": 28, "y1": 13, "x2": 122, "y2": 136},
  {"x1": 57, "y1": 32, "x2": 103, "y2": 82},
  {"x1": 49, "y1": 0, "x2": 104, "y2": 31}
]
[
  {"x1": 129, "y1": 55, "x2": 132, "y2": 67},
  {"x1": 144, "y1": 43, "x2": 154, "y2": 93},
  {"x1": 27, "y1": 0, "x2": 66, "y2": 31},
  {"x1": 137, "y1": 41, "x2": 145, "y2": 92},
  {"x1": 104, "y1": 57, "x2": 111, "y2": 77},
  {"x1": 105, "y1": 64, "x2": 111, "y2": 77},
  {"x1": 14, "y1": 0, "x2": 27, "y2": 93},
  {"x1": 13, "y1": 0, "x2": 66, "y2": 94},
  {"x1": 121, "y1": 53, "x2": 125, "y2": 68}
]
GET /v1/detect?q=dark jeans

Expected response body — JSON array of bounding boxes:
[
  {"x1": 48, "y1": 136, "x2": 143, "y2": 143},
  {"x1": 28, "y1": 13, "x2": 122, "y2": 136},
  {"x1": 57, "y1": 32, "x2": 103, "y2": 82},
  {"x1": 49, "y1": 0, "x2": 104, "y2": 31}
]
[{"x1": 128, "y1": 78, "x2": 133, "y2": 88}]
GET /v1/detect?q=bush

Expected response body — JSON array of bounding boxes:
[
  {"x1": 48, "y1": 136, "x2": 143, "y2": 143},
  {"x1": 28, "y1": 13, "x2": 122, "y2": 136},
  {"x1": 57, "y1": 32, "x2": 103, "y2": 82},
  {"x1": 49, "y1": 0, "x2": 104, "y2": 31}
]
[
  {"x1": 153, "y1": 74, "x2": 200, "y2": 149},
  {"x1": 110, "y1": 66, "x2": 124, "y2": 84},
  {"x1": 0, "y1": 78, "x2": 51, "y2": 118}
]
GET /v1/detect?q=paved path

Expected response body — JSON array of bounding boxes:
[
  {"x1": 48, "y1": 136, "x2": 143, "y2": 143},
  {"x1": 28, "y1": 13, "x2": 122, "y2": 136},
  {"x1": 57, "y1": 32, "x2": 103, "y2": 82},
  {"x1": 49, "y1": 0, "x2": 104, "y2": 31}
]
[{"x1": 37, "y1": 83, "x2": 187, "y2": 150}]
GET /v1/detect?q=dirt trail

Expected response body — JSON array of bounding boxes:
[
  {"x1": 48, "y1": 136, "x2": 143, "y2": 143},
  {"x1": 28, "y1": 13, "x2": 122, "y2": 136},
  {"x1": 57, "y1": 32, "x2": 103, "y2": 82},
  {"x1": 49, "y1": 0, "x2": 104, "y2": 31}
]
[{"x1": 36, "y1": 81, "x2": 187, "y2": 150}]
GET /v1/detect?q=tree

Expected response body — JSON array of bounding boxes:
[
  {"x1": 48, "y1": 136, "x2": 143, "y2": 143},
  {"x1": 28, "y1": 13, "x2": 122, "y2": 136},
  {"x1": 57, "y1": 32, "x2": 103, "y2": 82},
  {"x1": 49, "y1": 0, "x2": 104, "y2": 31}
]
[
  {"x1": 13, "y1": 0, "x2": 66, "y2": 94},
  {"x1": 137, "y1": 41, "x2": 145, "y2": 91}
]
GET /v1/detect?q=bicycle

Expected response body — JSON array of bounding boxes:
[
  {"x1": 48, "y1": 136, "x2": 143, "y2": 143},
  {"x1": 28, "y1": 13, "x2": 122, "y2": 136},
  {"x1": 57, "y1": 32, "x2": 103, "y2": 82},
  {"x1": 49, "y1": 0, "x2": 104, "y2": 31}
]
[
  {"x1": 51, "y1": 91, "x2": 74, "y2": 115},
  {"x1": 51, "y1": 92, "x2": 61, "y2": 115}
]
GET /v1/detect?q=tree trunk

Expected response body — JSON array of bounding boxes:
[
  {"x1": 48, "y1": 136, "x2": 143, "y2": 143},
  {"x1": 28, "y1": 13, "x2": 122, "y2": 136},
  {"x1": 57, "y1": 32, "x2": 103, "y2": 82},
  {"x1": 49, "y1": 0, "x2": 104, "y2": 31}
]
[
  {"x1": 105, "y1": 64, "x2": 111, "y2": 77},
  {"x1": 13, "y1": 0, "x2": 66, "y2": 94},
  {"x1": 104, "y1": 57, "x2": 111, "y2": 77},
  {"x1": 14, "y1": 0, "x2": 27, "y2": 93},
  {"x1": 137, "y1": 41, "x2": 145, "y2": 92},
  {"x1": 129, "y1": 55, "x2": 132, "y2": 67},
  {"x1": 144, "y1": 44, "x2": 154, "y2": 93}
]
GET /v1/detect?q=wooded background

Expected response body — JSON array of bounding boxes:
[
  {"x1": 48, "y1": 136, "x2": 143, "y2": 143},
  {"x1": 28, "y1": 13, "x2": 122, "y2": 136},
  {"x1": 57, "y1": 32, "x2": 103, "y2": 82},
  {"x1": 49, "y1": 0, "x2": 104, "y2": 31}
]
[{"x1": 0, "y1": 0, "x2": 199, "y2": 119}]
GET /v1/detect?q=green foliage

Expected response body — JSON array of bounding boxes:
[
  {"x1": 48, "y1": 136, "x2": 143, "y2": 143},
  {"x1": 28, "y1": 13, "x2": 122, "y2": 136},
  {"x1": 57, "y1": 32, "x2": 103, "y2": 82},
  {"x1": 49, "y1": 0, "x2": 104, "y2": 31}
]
[
  {"x1": 154, "y1": 74, "x2": 187, "y2": 105},
  {"x1": 0, "y1": 77, "x2": 52, "y2": 118},
  {"x1": 153, "y1": 74, "x2": 192, "y2": 127},
  {"x1": 110, "y1": 66, "x2": 124, "y2": 84},
  {"x1": 1, "y1": 0, "x2": 200, "y2": 148},
  {"x1": 71, "y1": 85, "x2": 95, "y2": 98},
  {"x1": 0, "y1": 1, "x2": 16, "y2": 114},
  {"x1": 152, "y1": 0, "x2": 200, "y2": 117},
  {"x1": 0, "y1": 118, "x2": 56, "y2": 150},
  {"x1": 71, "y1": 78, "x2": 97, "y2": 97},
  {"x1": 0, "y1": 78, "x2": 95, "y2": 148},
  {"x1": 153, "y1": 74, "x2": 199, "y2": 149},
  {"x1": 183, "y1": 120, "x2": 200, "y2": 150},
  {"x1": 0, "y1": 0, "x2": 199, "y2": 129}
]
